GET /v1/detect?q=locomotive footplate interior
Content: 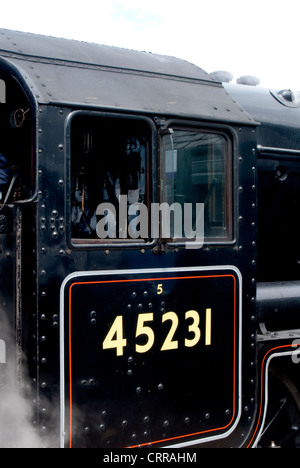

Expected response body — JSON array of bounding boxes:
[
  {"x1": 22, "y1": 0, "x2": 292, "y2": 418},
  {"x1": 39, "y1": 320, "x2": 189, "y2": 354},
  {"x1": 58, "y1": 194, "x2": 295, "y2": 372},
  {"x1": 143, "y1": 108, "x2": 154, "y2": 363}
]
[{"x1": 60, "y1": 267, "x2": 241, "y2": 448}]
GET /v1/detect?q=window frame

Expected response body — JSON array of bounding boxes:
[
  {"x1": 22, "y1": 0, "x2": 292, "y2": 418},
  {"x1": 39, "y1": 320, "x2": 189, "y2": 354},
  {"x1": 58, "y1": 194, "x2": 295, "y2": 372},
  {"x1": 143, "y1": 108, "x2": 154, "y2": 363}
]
[
  {"x1": 66, "y1": 112, "x2": 235, "y2": 250},
  {"x1": 159, "y1": 122, "x2": 234, "y2": 248},
  {"x1": 66, "y1": 110, "x2": 158, "y2": 249}
]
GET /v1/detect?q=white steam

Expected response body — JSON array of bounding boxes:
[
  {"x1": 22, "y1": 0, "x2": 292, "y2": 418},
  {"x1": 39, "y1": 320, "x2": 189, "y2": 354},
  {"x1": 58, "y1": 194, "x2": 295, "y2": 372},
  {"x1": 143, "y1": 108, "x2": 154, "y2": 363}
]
[{"x1": 0, "y1": 308, "x2": 46, "y2": 448}]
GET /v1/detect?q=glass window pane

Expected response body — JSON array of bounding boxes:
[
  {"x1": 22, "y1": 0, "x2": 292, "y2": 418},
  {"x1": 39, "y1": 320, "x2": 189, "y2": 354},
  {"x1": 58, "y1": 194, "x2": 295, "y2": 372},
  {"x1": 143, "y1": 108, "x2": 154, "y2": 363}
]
[
  {"x1": 161, "y1": 129, "x2": 232, "y2": 243},
  {"x1": 71, "y1": 115, "x2": 150, "y2": 242},
  {"x1": 0, "y1": 80, "x2": 5, "y2": 103}
]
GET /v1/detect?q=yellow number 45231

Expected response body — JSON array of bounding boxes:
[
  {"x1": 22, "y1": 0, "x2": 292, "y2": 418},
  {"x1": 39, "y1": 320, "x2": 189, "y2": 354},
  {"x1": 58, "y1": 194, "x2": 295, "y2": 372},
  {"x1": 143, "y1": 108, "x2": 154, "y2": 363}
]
[{"x1": 102, "y1": 309, "x2": 212, "y2": 357}]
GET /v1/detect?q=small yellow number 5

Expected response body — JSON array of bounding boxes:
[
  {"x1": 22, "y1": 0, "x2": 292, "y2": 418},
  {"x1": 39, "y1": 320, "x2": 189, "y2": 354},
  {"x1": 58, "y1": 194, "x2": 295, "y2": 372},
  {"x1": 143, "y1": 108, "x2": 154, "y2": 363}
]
[{"x1": 157, "y1": 284, "x2": 163, "y2": 295}]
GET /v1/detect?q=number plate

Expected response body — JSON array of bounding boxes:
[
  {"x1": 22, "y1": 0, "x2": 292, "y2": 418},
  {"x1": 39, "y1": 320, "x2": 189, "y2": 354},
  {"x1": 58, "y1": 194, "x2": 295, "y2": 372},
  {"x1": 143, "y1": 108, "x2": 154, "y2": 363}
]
[{"x1": 60, "y1": 266, "x2": 241, "y2": 448}]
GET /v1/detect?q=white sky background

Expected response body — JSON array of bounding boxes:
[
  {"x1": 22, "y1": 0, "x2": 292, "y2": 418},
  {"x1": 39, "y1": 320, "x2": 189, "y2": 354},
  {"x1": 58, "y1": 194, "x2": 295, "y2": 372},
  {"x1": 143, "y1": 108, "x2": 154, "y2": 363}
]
[{"x1": 1, "y1": 0, "x2": 299, "y2": 90}]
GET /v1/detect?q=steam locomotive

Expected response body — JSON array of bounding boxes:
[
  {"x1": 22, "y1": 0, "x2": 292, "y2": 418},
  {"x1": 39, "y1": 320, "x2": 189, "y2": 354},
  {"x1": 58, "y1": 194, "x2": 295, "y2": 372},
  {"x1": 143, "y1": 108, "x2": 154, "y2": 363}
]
[{"x1": 0, "y1": 28, "x2": 299, "y2": 448}]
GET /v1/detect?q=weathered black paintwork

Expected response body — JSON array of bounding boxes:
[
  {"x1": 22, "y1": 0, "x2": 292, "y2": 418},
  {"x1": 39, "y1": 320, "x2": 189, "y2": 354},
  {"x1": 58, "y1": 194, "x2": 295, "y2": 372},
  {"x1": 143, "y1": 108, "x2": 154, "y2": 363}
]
[{"x1": 0, "y1": 29, "x2": 299, "y2": 448}]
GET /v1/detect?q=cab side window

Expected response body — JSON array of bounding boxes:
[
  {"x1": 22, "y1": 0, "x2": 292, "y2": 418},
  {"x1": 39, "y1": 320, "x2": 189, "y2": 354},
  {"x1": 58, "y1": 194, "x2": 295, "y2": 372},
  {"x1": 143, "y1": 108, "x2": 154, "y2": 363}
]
[
  {"x1": 71, "y1": 115, "x2": 151, "y2": 242},
  {"x1": 161, "y1": 128, "x2": 233, "y2": 243}
]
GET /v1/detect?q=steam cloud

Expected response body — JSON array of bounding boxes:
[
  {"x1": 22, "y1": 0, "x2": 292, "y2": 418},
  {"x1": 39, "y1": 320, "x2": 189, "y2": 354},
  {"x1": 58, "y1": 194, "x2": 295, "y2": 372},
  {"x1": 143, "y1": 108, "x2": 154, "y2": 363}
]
[{"x1": 0, "y1": 307, "x2": 47, "y2": 448}]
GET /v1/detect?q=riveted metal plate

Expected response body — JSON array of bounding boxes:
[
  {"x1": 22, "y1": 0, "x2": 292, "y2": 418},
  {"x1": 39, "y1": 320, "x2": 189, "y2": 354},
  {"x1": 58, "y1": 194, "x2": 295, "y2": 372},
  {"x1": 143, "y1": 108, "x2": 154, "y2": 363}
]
[{"x1": 60, "y1": 266, "x2": 242, "y2": 448}]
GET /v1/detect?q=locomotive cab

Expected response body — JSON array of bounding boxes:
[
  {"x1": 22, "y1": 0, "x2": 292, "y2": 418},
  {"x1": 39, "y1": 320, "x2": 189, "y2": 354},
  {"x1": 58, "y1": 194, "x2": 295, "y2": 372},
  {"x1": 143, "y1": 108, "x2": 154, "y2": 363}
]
[{"x1": 0, "y1": 29, "x2": 299, "y2": 448}]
